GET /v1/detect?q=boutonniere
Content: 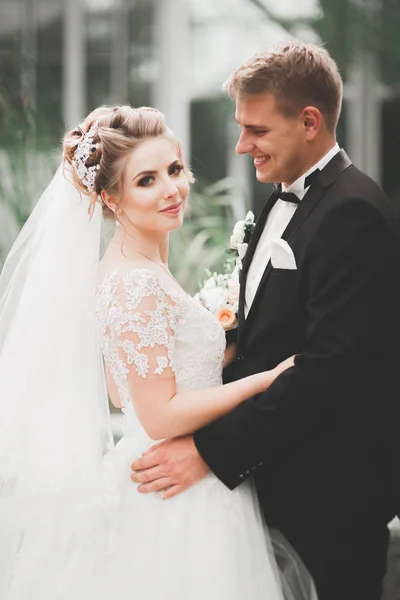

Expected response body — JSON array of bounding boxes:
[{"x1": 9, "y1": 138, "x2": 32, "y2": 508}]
[
  {"x1": 227, "y1": 211, "x2": 255, "y2": 270},
  {"x1": 194, "y1": 270, "x2": 239, "y2": 330},
  {"x1": 194, "y1": 211, "x2": 255, "y2": 331}
]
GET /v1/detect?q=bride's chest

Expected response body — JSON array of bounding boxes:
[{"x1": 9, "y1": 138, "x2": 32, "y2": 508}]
[
  {"x1": 172, "y1": 299, "x2": 226, "y2": 390},
  {"x1": 174, "y1": 298, "x2": 226, "y2": 356}
]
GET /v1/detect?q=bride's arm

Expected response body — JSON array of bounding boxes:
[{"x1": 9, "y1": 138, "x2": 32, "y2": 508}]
[
  {"x1": 130, "y1": 356, "x2": 294, "y2": 440},
  {"x1": 110, "y1": 269, "x2": 294, "y2": 440}
]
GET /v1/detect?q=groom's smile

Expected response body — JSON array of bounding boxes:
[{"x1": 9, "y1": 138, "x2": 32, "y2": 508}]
[{"x1": 253, "y1": 156, "x2": 270, "y2": 167}]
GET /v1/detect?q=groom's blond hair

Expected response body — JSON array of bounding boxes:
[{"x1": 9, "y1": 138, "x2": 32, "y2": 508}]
[{"x1": 224, "y1": 40, "x2": 343, "y2": 133}]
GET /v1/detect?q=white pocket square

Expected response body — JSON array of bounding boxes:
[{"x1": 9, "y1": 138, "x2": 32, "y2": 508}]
[{"x1": 269, "y1": 239, "x2": 297, "y2": 270}]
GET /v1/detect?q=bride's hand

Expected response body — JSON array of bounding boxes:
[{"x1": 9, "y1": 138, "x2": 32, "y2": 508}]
[
  {"x1": 272, "y1": 355, "x2": 296, "y2": 378},
  {"x1": 257, "y1": 355, "x2": 296, "y2": 392}
]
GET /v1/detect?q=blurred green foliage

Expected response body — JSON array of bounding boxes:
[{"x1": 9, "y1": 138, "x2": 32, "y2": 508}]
[
  {"x1": 169, "y1": 178, "x2": 246, "y2": 294},
  {"x1": 0, "y1": 147, "x2": 60, "y2": 267}
]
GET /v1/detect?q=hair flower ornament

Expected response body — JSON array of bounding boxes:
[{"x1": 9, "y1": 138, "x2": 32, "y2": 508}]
[{"x1": 71, "y1": 120, "x2": 100, "y2": 194}]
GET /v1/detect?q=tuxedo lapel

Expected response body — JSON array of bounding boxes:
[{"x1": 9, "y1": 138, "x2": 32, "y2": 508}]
[
  {"x1": 282, "y1": 178, "x2": 324, "y2": 242},
  {"x1": 239, "y1": 150, "x2": 353, "y2": 341},
  {"x1": 238, "y1": 190, "x2": 279, "y2": 329}
]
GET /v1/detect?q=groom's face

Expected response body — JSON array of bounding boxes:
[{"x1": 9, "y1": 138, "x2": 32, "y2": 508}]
[{"x1": 235, "y1": 92, "x2": 307, "y2": 186}]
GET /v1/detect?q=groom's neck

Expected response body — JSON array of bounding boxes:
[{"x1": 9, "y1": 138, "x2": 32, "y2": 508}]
[{"x1": 301, "y1": 135, "x2": 337, "y2": 174}]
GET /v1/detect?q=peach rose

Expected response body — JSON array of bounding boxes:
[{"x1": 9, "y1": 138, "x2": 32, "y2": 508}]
[{"x1": 216, "y1": 305, "x2": 238, "y2": 330}]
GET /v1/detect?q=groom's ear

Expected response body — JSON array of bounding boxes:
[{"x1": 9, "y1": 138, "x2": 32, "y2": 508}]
[{"x1": 301, "y1": 106, "x2": 322, "y2": 140}]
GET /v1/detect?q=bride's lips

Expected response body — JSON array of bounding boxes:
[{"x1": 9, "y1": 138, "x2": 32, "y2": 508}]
[{"x1": 159, "y1": 201, "x2": 183, "y2": 215}]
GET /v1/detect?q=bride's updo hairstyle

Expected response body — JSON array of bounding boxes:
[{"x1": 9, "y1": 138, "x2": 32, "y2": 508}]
[{"x1": 63, "y1": 105, "x2": 190, "y2": 219}]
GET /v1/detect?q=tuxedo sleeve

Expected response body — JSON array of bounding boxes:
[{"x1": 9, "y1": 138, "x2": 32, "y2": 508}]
[{"x1": 194, "y1": 197, "x2": 399, "y2": 489}]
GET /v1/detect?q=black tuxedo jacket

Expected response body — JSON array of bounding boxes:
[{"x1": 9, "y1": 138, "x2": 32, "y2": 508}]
[{"x1": 194, "y1": 151, "x2": 400, "y2": 547}]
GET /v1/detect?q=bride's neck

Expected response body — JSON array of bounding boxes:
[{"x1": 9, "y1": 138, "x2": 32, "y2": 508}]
[{"x1": 112, "y1": 223, "x2": 169, "y2": 265}]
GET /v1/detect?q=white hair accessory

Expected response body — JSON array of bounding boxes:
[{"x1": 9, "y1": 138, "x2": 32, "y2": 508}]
[{"x1": 72, "y1": 120, "x2": 100, "y2": 194}]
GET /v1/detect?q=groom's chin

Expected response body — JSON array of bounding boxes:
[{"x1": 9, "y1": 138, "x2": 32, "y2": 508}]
[{"x1": 255, "y1": 169, "x2": 273, "y2": 184}]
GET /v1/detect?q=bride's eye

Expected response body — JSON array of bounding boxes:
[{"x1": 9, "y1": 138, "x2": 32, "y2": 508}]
[
  {"x1": 138, "y1": 175, "x2": 154, "y2": 187},
  {"x1": 169, "y1": 163, "x2": 184, "y2": 176}
]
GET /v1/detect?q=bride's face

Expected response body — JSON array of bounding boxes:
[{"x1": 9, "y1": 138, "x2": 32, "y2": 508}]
[{"x1": 118, "y1": 137, "x2": 190, "y2": 234}]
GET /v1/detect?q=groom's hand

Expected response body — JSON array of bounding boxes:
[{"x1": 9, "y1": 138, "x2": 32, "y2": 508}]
[
  {"x1": 130, "y1": 435, "x2": 209, "y2": 500},
  {"x1": 223, "y1": 342, "x2": 237, "y2": 368}
]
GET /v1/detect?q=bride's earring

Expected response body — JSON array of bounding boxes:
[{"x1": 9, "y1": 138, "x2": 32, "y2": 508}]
[{"x1": 115, "y1": 207, "x2": 123, "y2": 230}]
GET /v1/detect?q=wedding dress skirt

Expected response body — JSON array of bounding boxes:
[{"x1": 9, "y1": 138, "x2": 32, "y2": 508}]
[{"x1": 60, "y1": 417, "x2": 291, "y2": 600}]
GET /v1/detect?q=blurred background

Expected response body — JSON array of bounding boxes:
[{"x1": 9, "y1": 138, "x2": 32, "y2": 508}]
[
  {"x1": 0, "y1": 0, "x2": 399, "y2": 291},
  {"x1": 1, "y1": 3, "x2": 400, "y2": 593}
]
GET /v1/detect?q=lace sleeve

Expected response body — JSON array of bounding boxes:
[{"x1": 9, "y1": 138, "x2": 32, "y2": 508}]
[{"x1": 111, "y1": 268, "x2": 181, "y2": 380}]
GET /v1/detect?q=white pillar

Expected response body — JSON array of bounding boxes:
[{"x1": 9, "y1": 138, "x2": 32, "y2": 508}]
[
  {"x1": 109, "y1": 0, "x2": 129, "y2": 104},
  {"x1": 345, "y1": 61, "x2": 382, "y2": 184},
  {"x1": 153, "y1": 0, "x2": 190, "y2": 160},
  {"x1": 63, "y1": 0, "x2": 86, "y2": 128},
  {"x1": 344, "y1": 0, "x2": 382, "y2": 184}
]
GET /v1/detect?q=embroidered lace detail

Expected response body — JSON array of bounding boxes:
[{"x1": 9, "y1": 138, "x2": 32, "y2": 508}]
[
  {"x1": 155, "y1": 356, "x2": 169, "y2": 375},
  {"x1": 95, "y1": 267, "x2": 226, "y2": 440},
  {"x1": 116, "y1": 269, "x2": 180, "y2": 378}
]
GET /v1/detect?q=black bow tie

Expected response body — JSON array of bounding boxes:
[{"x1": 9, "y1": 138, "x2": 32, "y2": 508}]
[
  {"x1": 274, "y1": 190, "x2": 301, "y2": 205},
  {"x1": 272, "y1": 169, "x2": 320, "y2": 205}
]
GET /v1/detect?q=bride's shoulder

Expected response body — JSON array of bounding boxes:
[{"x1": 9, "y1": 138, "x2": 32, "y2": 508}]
[
  {"x1": 97, "y1": 262, "x2": 159, "y2": 290},
  {"x1": 118, "y1": 266, "x2": 165, "y2": 295},
  {"x1": 97, "y1": 262, "x2": 183, "y2": 304}
]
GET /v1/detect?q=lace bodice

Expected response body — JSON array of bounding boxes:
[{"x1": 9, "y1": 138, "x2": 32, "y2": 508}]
[{"x1": 95, "y1": 268, "x2": 226, "y2": 440}]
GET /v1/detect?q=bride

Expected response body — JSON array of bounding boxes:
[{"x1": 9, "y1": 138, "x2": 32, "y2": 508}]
[{"x1": 0, "y1": 104, "x2": 316, "y2": 599}]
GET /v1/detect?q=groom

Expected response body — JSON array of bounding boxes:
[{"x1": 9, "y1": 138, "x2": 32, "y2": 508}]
[{"x1": 131, "y1": 41, "x2": 400, "y2": 599}]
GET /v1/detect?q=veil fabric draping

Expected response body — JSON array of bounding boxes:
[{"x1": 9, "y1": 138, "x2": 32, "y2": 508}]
[{"x1": 0, "y1": 164, "x2": 114, "y2": 598}]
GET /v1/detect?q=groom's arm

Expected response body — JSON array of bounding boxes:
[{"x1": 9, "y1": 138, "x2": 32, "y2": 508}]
[{"x1": 194, "y1": 197, "x2": 400, "y2": 490}]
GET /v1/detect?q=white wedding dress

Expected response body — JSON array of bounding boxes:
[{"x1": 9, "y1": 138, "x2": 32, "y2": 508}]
[{"x1": 51, "y1": 265, "x2": 310, "y2": 600}]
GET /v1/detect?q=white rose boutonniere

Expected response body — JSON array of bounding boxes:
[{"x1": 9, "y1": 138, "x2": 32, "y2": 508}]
[
  {"x1": 194, "y1": 211, "x2": 255, "y2": 331},
  {"x1": 228, "y1": 211, "x2": 255, "y2": 270}
]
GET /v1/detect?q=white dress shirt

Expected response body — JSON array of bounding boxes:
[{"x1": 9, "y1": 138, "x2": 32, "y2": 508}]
[{"x1": 244, "y1": 144, "x2": 341, "y2": 317}]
